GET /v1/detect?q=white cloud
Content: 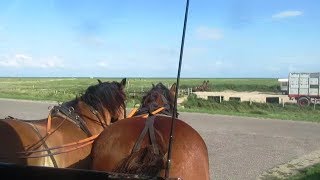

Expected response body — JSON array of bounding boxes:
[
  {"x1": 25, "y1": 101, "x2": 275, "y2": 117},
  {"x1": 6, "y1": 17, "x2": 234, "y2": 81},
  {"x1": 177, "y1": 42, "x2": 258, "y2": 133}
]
[
  {"x1": 195, "y1": 26, "x2": 223, "y2": 40},
  {"x1": 15, "y1": 54, "x2": 32, "y2": 60},
  {"x1": 0, "y1": 54, "x2": 65, "y2": 68},
  {"x1": 272, "y1": 10, "x2": 303, "y2": 19},
  {"x1": 40, "y1": 56, "x2": 65, "y2": 68},
  {"x1": 97, "y1": 61, "x2": 108, "y2": 68}
]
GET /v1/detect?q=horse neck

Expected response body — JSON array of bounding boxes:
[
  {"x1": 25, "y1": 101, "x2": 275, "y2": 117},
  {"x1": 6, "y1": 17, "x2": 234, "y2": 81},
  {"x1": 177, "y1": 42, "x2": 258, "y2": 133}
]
[{"x1": 74, "y1": 100, "x2": 108, "y2": 135}]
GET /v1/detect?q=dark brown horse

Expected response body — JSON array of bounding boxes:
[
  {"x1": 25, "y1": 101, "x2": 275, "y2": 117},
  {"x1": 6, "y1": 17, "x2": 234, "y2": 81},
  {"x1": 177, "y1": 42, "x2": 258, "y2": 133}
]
[
  {"x1": 0, "y1": 78, "x2": 126, "y2": 169},
  {"x1": 91, "y1": 83, "x2": 209, "y2": 180}
]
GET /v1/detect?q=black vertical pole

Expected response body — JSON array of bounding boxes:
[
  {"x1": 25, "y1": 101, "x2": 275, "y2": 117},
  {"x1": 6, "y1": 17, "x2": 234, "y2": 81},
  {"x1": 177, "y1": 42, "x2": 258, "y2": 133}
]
[{"x1": 165, "y1": 0, "x2": 190, "y2": 178}]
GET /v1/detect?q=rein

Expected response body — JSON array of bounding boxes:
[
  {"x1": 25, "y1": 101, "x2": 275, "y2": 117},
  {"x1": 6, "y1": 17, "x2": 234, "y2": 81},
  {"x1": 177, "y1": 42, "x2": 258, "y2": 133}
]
[
  {"x1": 126, "y1": 104, "x2": 171, "y2": 159},
  {"x1": 126, "y1": 85, "x2": 178, "y2": 158},
  {"x1": 132, "y1": 116, "x2": 159, "y2": 155},
  {"x1": 127, "y1": 107, "x2": 165, "y2": 118},
  {"x1": 124, "y1": 107, "x2": 165, "y2": 162}
]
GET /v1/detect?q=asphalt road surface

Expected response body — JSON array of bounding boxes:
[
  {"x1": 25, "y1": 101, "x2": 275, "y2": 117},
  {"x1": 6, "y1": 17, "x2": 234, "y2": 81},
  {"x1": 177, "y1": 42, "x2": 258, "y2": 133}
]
[{"x1": 1, "y1": 98, "x2": 320, "y2": 180}]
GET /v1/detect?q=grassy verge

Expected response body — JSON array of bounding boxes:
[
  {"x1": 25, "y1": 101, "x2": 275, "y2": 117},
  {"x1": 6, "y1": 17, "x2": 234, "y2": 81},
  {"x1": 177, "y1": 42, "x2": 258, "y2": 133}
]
[
  {"x1": 260, "y1": 163, "x2": 320, "y2": 180},
  {"x1": 181, "y1": 94, "x2": 320, "y2": 122},
  {"x1": 287, "y1": 163, "x2": 320, "y2": 180}
]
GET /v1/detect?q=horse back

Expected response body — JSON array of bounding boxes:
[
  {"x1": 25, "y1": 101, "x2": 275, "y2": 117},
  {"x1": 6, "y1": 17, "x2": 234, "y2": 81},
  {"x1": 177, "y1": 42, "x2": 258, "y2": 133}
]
[
  {"x1": 153, "y1": 116, "x2": 209, "y2": 179},
  {"x1": 0, "y1": 118, "x2": 92, "y2": 168},
  {"x1": 92, "y1": 116, "x2": 209, "y2": 180},
  {"x1": 0, "y1": 119, "x2": 44, "y2": 165}
]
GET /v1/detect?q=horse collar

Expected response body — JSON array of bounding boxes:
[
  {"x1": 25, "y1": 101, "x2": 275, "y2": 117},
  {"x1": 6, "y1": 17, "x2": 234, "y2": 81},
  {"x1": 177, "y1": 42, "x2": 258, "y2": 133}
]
[{"x1": 52, "y1": 105, "x2": 92, "y2": 136}]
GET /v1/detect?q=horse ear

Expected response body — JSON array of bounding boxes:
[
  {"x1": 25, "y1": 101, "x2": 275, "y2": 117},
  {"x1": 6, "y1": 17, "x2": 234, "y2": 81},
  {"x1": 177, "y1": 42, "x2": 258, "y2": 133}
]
[
  {"x1": 169, "y1": 83, "x2": 177, "y2": 98},
  {"x1": 152, "y1": 83, "x2": 155, "y2": 88},
  {"x1": 119, "y1": 78, "x2": 126, "y2": 89},
  {"x1": 97, "y1": 79, "x2": 102, "y2": 84}
]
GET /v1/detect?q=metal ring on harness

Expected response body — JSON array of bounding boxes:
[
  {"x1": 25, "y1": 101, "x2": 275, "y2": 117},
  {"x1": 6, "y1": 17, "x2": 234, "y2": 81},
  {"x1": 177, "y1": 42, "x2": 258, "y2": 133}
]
[{"x1": 68, "y1": 107, "x2": 75, "y2": 113}]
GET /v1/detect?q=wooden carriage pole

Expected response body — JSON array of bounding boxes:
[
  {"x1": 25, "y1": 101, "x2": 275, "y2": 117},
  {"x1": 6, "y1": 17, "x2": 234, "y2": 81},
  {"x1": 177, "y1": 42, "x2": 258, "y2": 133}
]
[{"x1": 165, "y1": 0, "x2": 190, "y2": 178}]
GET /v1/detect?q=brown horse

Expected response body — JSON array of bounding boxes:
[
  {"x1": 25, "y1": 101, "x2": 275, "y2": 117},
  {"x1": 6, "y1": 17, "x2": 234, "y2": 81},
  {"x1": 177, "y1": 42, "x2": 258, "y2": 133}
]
[
  {"x1": 0, "y1": 78, "x2": 126, "y2": 169},
  {"x1": 91, "y1": 83, "x2": 209, "y2": 180}
]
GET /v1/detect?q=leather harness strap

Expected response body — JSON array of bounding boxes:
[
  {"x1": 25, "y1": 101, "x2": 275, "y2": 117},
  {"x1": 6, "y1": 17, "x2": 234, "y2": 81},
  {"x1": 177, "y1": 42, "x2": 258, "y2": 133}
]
[
  {"x1": 132, "y1": 115, "x2": 159, "y2": 155},
  {"x1": 129, "y1": 97, "x2": 174, "y2": 156},
  {"x1": 127, "y1": 108, "x2": 138, "y2": 118},
  {"x1": 51, "y1": 105, "x2": 92, "y2": 137},
  {"x1": 89, "y1": 108, "x2": 107, "y2": 128},
  {"x1": 27, "y1": 122, "x2": 58, "y2": 168}
]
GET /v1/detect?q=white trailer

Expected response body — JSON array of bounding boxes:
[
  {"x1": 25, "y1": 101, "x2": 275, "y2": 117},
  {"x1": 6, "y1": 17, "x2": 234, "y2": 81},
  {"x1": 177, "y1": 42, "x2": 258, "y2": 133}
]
[{"x1": 288, "y1": 72, "x2": 320, "y2": 106}]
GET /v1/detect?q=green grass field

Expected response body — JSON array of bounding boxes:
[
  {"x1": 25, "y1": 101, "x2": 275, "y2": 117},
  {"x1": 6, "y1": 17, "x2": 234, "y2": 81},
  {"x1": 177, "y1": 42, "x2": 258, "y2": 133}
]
[
  {"x1": 1, "y1": 77, "x2": 319, "y2": 122},
  {"x1": 0, "y1": 77, "x2": 279, "y2": 101}
]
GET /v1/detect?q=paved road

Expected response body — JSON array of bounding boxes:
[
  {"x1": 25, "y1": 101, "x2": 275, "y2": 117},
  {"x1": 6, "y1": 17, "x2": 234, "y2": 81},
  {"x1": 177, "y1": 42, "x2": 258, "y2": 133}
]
[{"x1": 1, "y1": 98, "x2": 320, "y2": 180}]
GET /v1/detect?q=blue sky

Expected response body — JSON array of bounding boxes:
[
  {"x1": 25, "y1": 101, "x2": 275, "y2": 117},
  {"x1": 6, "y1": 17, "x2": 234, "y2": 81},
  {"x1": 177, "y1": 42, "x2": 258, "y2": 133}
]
[{"x1": 0, "y1": 0, "x2": 319, "y2": 78}]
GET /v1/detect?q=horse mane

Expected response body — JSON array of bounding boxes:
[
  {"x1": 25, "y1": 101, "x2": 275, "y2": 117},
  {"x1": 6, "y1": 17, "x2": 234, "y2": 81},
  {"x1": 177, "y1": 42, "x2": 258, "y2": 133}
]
[
  {"x1": 62, "y1": 81, "x2": 126, "y2": 117},
  {"x1": 140, "y1": 83, "x2": 174, "y2": 113},
  {"x1": 113, "y1": 145, "x2": 165, "y2": 177},
  {"x1": 81, "y1": 81, "x2": 126, "y2": 117}
]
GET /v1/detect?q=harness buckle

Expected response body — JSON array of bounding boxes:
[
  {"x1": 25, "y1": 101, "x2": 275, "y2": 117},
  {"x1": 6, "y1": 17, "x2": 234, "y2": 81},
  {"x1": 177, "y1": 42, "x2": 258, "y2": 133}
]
[{"x1": 68, "y1": 107, "x2": 75, "y2": 114}]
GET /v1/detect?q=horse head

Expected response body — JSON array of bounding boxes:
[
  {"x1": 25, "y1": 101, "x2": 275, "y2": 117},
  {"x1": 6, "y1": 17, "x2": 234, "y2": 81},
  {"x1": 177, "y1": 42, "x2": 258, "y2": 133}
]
[
  {"x1": 62, "y1": 78, "x2": 126, "y2": 134},
  {"x1": 137, "y1": 82, "x2": 177, "y2": 117},
  {"x1": 86, "y1": 78, "x2": 126, "y2": 122}
]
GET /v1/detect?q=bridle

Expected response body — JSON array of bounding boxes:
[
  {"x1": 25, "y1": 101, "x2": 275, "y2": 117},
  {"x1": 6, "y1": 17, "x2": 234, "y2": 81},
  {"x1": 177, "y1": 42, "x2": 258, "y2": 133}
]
[
  {"x1": 130, "y1": 92, "x2": 177, "y2": 118},
  {"x1": 125, "y1": 90, "x2": 177, "y2": 162}
]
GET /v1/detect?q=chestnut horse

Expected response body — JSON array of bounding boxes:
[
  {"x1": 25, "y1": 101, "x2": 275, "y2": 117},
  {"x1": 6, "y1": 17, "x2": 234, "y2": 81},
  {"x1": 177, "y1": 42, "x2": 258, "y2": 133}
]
[
  {"x1": 0, "y1": 78, "x2": 126, "y2": 169},
  {"x1": 91, "y1": 83, "x2": 209, "y2": 180}
]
